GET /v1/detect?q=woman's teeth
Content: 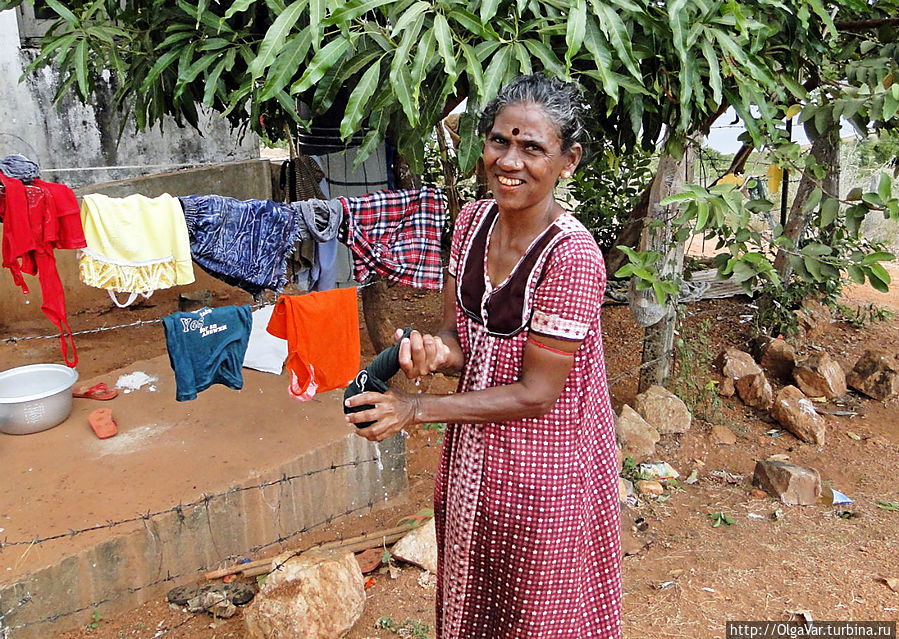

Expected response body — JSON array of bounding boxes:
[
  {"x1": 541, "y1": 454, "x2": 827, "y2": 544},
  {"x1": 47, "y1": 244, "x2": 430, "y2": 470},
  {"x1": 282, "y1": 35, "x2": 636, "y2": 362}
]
[{"x1": 497, "y1": 176, "x2": 523, "y2": 186}]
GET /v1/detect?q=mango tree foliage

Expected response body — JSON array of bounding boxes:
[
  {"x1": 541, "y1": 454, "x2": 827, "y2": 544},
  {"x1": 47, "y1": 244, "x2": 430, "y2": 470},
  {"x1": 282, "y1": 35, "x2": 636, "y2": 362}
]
[
  {"x1": 4, "y1": 0, "x2": 840, "y2": 174},
  {"x1": 643, "y1": 0, "x2": 899, "y2": 317}
]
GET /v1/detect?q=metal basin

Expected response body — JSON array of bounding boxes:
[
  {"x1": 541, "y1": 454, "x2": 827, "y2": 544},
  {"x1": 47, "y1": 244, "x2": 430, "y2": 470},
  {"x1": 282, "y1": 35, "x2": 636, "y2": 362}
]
[{"x1": 0, "y1": 364, "x2": 79, "y2": 435}]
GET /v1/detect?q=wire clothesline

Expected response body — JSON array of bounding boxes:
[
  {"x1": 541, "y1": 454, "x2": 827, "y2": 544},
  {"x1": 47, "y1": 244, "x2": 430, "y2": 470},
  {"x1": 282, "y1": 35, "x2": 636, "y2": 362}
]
[{"x1": 0, "y1": 278, "x2": 385, "y2": 345}]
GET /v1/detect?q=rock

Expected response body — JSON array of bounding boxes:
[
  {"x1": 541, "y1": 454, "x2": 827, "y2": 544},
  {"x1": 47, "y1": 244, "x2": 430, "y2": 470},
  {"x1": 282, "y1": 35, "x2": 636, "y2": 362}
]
[
  {"x1": 615, "y1": 405, "x2": 660, "y2": 462},
  {"x1": 752, "y1": 460, "x2": 822, "y2": 506},
  {"x1": 719, "y1": 377, "x2": 735, "y2": 398},
  {"x1": 168, "y1": 582, "x2": 255, "y2": 607},
  {"x1": 633, "y1": 385, "x2": 692, "y2": 434},
  {"x1": 709, "y1": 424, "x2": 737, "y2": 446},
  {"x1": 770, "y1": 386, "x2": 826, "y2": 445},
  {"x1": 244, "y1": 550, "x2": 365, "y2": 639},
  {"x1": 636, "y1": 480, "x2": 664, "y2": 496},
  {"x1": 749, "y1": 489, "x2": 768, "y2": 500},
  {"x1": 736, "y1": 372, "x2": 774, "y2": 409},
  {"x1": 619, "y1": 476, "x2": 634, "y2": 504},
  {"x1": 200, "y1": 591, "x2": 237, "y2": 619},
  {"x1": 756, "y1": 337, "x2": 797, "y2": 381},
  {"x1": 796, "y1": 299, "x2": 832, "y2": 337},
  {"x1": 718, "y1": 348, "x2": 763, "y2": 380},
  {"x1": 793, "y1": 353, "x2": 847, "y2": 399},
  {"x1": 391, "y1": 518, "x2": 437, "y2": 573},
  {"x1": 847, "y1": 349, "x2": 899, "y2": 401}
]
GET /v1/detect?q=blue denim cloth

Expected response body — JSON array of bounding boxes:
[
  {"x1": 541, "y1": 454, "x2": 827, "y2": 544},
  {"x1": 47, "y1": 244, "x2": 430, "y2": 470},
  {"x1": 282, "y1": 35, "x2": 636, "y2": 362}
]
[
  {"x1": 163, "y1": 305, "x2": 252, "y2": 401},
  {"x1": 179, "y1": 195, "x2": 302, "y2": 297},
  {"x1": 0, "y1": 154, "x2": 40, "y2": 183}
]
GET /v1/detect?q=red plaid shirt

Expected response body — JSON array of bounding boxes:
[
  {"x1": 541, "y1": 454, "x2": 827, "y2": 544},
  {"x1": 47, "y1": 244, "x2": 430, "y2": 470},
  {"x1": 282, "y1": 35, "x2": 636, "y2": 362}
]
[{"x1": 340, "y1": 187, "x2": 445, "y2": 290}]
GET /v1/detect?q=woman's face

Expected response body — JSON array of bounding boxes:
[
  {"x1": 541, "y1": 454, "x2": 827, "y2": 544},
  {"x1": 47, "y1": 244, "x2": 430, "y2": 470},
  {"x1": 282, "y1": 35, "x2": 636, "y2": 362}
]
[{"x1": 482, "y1": 101, "x2": 581, "y2": 215}]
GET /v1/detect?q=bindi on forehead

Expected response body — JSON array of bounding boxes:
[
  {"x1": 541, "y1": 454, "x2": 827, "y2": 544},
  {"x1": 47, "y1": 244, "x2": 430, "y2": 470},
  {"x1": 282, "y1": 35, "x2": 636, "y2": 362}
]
[{"x1": 512, "y1": 127, "x2": 520, "y2": 136}]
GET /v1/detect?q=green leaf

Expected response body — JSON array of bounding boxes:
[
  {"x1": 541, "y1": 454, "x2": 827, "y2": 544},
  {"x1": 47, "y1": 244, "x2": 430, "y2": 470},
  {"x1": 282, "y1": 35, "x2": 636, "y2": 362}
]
[
  {"x1": 565, "y1": 0, "x2": 587, "y2": 67},
  {"x1": 202, "y1": 56, "x2": 229, "y2": 106},
  {"x1": 433, "y1": 13, "x2": 457, "y2": 78},
  {"x1": 291, "y1": 36, "x2": 350, "y2": 94},
  {"x1": 482, "y1": 46, "x2": 513, "y2": 103},
  {"x1": 178, "y1": 52, "x2": 220, "y2": 87},
  {"x1": 44, "y1": 0, "x2": 79, "y2": 25},
  {"x1": 340, "y1": 61, "x2": 381, "y2": 139},
  {"x1": 700, "y1": 38, "x2": 722, "y2": 107},
  {"x1": 74, "y1": 39, "x2": 89, "y2": 98},
  {"x1": 223, "y1": 0, "x2": 254, "y2": 20},
  {"x1": 260, "y1": 29, "x2": 313, "y2": 101},
  {"x1": 479, "y1": 0, "x2": 502, "y2": 22},
  {"x1": 390, "y1": 63, "x2": 418, "y2": 126},
  {"x1": 248, "y1": 0, "x2": 305, "y2": 79},
  {"x1": 327, "y1": 0, "x2": 395, "y2": 25},
  {"x1": 868, "y1": 263, "x2": 891, "y2": 291},
  {"x1": 592, "y1": 1, "x2": 640, "y2": 81},
  {"x1": 877, "y1": 172, "x2": 892, "y2": 203},
  {"x1": 448, "y1": 8, "x2": 497, "y2": 40},
  {"x1": 391, "y1": 1, "x2": 429, "y2": 36},
  {"x1": 513, "y1": 42, "x2": 532, "y2": 76},
  {"x1": 457, "y1": 110, "x2": 481, "y2": 174},
  {"x1": 847, "y1": 264, "x2": 865, "y2": 284},
  {"x1": 523, "y1": 39, "x2": 565, "y2": 78},
  {"x1": 861, "y1": 251, "x2": 895, "y2": 266},
  {"x1": 460, "y1": 43, "x2": 485, "y2": 99},
  {"x1": 801, "y1": 242, "x2": 831, "y2": 257},
  {"x1": 140, "y1": 48, "x2": 180, "y2": 92},
  {"x1": 819, "y1": 197, "x2": 839, "y2": 228}
]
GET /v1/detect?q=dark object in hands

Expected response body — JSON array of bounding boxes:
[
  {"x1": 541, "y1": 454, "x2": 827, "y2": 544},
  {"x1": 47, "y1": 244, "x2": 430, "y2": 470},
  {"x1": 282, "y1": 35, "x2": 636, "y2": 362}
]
[{"x1": 344, "y1": 327, "x2": 412, "y2": 428}]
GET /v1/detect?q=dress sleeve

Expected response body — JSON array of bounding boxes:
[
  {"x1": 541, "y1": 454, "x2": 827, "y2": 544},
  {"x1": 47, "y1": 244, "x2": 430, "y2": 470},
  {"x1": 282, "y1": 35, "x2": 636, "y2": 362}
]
[
  {"x1": 530, "y1": 233, "x2": 606, "y2": 341},
  {"x1": 447, "y1": 200, "x2": 482, "y2": 279}
]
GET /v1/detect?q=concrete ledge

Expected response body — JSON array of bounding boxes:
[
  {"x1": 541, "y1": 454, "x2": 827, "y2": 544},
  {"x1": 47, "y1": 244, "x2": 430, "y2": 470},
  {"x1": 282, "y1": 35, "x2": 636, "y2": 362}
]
[
  {"x1": 0, "y1": 356, "x2": 406, "y2": 638},
  {"x1": 71, "y1": 158, "x2": 272, "y2": 201}
]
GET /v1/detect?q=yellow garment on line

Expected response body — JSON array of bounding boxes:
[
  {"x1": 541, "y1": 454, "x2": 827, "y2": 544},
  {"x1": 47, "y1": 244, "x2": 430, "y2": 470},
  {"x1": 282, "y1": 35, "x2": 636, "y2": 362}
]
[{"x1": 79, "y1": 193, "x2": 194, "y2": 294}]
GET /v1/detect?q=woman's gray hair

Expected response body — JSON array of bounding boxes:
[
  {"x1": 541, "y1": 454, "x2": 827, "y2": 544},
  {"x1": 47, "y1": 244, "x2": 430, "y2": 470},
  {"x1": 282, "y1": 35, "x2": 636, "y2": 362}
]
[{"x1": 478, "y1": 74, "x2": 590, "y2": 158}]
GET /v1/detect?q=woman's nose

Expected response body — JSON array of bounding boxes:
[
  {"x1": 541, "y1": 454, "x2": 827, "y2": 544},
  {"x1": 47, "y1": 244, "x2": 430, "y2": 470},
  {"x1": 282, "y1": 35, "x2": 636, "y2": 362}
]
[{"x1": 497, "y1": 147, "x2": 524, "y2": 170}]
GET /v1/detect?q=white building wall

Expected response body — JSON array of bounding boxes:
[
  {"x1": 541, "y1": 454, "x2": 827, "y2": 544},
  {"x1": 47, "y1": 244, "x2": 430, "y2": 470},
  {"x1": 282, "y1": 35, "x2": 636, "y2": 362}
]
[{"x1": 0, "y1": 9, "x2": 258, "y2": 188}]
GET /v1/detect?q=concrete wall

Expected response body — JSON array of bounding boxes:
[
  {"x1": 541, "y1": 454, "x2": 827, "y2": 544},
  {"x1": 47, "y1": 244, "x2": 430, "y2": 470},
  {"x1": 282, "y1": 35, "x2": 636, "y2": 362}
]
[{"x1": 0, "y1": 9, "x2": 259, "y2": 189}]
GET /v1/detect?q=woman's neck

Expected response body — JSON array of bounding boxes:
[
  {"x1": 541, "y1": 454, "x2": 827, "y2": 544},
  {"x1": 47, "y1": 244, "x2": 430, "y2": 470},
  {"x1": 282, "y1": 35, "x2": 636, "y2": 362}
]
[{"x1": 494, "y1": 197, "x2": 560, "y2": 247}]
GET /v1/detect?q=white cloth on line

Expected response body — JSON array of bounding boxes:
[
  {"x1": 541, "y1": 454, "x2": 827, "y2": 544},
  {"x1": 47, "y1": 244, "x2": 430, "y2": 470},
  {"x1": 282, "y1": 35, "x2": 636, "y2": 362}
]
[{"x1": 242, "y1": 305, "x2": 287, "y2": 375}]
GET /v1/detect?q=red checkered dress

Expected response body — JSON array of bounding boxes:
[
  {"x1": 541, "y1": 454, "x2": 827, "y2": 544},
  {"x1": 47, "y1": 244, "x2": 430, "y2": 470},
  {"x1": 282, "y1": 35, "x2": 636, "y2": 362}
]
[
  {"x1": 340, "y1": 187, "x2": 446, "y2": 290},
  {"x1": 435, "y1": 200, "x2": 621, "y2": 638}
]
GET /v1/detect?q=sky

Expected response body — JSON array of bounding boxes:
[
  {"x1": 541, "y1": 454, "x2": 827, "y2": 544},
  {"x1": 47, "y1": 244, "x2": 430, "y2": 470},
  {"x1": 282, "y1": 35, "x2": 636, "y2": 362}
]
[{"x1": 704, "y1": 107, "x2": 859, "y2": 154}]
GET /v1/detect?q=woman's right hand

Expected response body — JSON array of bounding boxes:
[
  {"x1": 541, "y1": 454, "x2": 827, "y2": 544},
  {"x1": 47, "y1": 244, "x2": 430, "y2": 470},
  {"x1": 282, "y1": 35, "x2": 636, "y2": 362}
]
[{"x1": 396, "y1": 328, "x2": 452, "y2": 379}]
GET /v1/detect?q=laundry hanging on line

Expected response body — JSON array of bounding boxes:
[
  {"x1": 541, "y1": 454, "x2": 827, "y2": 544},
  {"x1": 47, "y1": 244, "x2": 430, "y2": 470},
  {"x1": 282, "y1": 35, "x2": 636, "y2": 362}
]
[
  {"x1": 340, "y1": 186, "x2": 446, "y2": 291},
  {"x1": 162, "y1": 304, "x2": 252, "y2": 401},
  {"x1": 0, "y1": 169, "x2": 85, "y2": 367},
  {"x1": 265, "y1": 288, "x2": 360, "y2": 401},
  {"x1": 79, "y1": 193, "x2": 194, "y2": 307},
  {"x1": 178, "y1": 194, "x2": 343, "y2": 297}
]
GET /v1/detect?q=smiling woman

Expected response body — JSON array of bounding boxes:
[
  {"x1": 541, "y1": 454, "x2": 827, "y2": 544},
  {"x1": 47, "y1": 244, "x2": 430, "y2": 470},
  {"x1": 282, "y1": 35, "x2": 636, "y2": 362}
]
[{"x1": 345, "y1": 74, "x2": 621, "y2": 638}]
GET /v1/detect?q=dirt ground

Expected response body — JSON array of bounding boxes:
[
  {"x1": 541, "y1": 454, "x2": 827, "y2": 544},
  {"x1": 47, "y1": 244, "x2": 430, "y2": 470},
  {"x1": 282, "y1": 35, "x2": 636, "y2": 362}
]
[{"x1": 6, "y1": 262, "x2": 899, "y2": 639}]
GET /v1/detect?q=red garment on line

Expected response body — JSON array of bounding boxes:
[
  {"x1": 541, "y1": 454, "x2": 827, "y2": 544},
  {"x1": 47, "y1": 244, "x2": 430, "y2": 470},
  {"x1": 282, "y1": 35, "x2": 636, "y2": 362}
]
[
  {"x1": 0, "y1": 174, "x2": 85, "y2": 367},
  {"x1": 266, "y1": 288, "x2": 360, "y2": 400}
]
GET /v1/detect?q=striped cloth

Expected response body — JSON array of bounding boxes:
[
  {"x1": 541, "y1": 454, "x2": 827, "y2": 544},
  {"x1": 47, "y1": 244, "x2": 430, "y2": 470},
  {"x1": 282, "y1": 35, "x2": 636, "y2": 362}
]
[{"x1": 340, "y1": 187, "x2": 446, "y2": 290}]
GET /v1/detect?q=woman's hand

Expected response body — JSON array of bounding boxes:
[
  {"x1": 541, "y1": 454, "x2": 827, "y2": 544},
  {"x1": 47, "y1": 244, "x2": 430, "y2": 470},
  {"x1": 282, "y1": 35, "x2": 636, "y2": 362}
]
[
  {"x1": 396, "y1": 328, "x2": 452, "y2": 379},
  {"x1": 345, "y1": 389, "x2": 421, "y2": 442}
]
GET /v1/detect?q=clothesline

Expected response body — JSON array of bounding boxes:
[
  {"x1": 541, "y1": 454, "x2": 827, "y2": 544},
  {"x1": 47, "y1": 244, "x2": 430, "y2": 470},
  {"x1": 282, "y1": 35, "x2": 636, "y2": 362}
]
[{"x1": 0, "y1": 279, "x2": 390, "y2": 345}]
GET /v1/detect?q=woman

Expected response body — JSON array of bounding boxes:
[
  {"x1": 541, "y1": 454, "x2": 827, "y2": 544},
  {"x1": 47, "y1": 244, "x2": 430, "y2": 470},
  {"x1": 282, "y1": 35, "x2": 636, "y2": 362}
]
[{"x1": 345, "y1": 74, "x2": 621, "y2": 638}]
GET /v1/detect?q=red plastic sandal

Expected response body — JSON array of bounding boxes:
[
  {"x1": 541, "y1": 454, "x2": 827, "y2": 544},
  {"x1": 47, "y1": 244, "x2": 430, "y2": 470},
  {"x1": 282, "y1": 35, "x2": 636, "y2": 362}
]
[{"x1": 73, "y1": 382, "x2": 118, "y2": 401}]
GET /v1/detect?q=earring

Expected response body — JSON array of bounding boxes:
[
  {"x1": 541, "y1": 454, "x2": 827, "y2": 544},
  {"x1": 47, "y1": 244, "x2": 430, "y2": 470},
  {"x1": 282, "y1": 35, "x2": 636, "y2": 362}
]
[{"x1": 561, "y1": 170, "x2": 571, "y2": 179}]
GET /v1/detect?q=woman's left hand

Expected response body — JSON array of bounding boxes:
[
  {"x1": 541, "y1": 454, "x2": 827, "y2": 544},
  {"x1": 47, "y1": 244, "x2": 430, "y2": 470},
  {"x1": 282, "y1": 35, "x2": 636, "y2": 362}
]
[{"x1": 345, "y1": 390, "x2": 420, "y2": 442}]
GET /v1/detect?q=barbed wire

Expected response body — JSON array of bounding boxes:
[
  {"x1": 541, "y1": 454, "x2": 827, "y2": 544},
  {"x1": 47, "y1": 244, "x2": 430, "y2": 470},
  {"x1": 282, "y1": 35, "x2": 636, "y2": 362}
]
[
  {"x1": 0, "y1": 280, "x2": 388, "y2": 345},
  {"x1": 0, "y1": 457, "x2": 378, "y2": 549},
  {"x1": 0, "y1": 499, "x2": 378, "y2": 634}
]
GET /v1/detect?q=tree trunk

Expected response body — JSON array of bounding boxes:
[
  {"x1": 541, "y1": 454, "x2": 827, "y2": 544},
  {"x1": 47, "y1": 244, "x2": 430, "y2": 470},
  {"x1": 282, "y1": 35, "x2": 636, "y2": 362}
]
[
  {"x1": 604, "y1": 188, "x2": 650, "y2": 278},
  {"x1": 631, "y1": 145, "x2": 697, "y2": 391},
  {"x1": 772, "y1": 127, "x2": 840, "y2": 280}
]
